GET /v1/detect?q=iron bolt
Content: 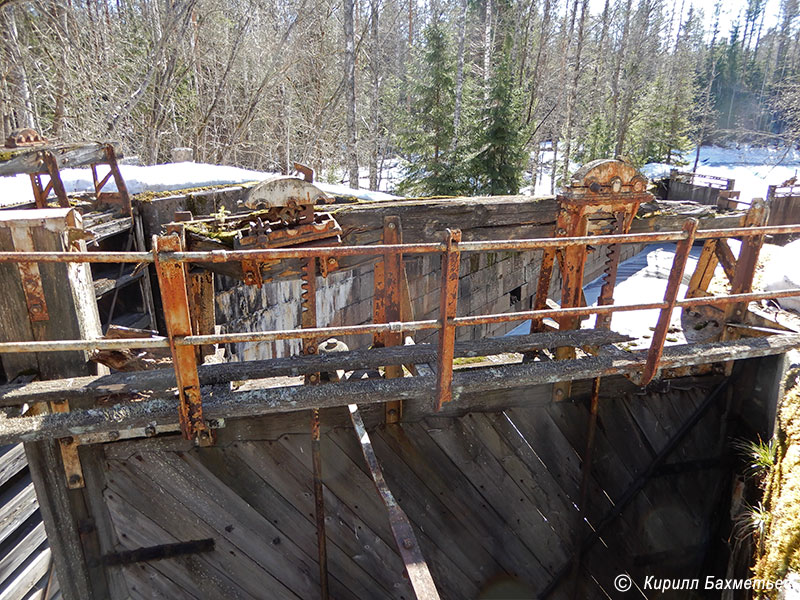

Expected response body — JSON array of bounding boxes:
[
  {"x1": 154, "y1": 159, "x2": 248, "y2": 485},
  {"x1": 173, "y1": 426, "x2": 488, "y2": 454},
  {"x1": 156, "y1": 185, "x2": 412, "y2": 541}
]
[
  {"x1": 402, "y1": 538, "x2": 413, "y2": 549},
  {"x1": 68, "y1": 474, "x2": 83, "y2": 486},
  {"x1": 61, "y1": 436, "x2": 74, "y2": 445},
  {"x1": 555, "y1": 388, "x2": 564, "y2": 399},
  {"x1": 108, "y1": 431, "x2": 120, "y2": 441},
  {"x1": 144, "y1": 425, "x2": 157, "y2": 437},
  {"x1": 328, "y1": 257, "x2": 336, "y2": 264},
  {"x1": 388, "y1": 222, "x2": 396, "y2": 229}
]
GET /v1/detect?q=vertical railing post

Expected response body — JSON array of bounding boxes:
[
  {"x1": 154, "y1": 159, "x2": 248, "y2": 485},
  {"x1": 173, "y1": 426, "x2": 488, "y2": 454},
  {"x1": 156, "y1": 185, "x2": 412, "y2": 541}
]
[
  {"x1": 640, "y1": 219, "x2": 698, "y2": 386},
  {"x1": 374, "y1": 217, "x2": 404, "y2": 423},
  {"x1": 435, "y1": 229, "x2": 461, "y2": 411},
  {"x1": 153, "y1": 229, "x2": 212, "y2": 446}
]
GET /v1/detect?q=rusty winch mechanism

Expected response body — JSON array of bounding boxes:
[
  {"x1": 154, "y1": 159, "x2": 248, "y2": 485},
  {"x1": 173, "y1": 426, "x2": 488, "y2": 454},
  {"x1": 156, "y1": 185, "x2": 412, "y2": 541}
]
[
  {"x1": 530, "y1": 159, "x2": 652, "y2": 395},
  {"x1": 183, "y1": 174, "x2": 342, "y2": 287}
]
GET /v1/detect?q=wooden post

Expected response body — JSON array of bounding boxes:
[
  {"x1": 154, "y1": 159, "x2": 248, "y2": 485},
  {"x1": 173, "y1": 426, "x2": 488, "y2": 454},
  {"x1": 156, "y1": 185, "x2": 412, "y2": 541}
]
[{"x1": 0, "y1": 208, "x2": 114, "y2": 599}]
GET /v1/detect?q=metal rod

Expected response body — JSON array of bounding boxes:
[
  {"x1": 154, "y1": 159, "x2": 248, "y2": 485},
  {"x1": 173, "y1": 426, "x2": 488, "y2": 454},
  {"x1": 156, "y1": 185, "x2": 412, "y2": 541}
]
[
  {"x1": 641, "y1": 219, "x2": 698, "y2": 385},
  {"x1": 153, "y1": 232, "x2": 211, "y2": 446},
  {"x1": 2, "y1": 287, "x2": 799, "y2": 355},
  {"x1": 436, "y1": 230, "x2": 461, "y2": 410},
  {"x1": 310, "y1": 408, "x2": 329, "y2": 599},
  {"x1": 571, "y1": 376, "x2": 602, "y2": 596},
  {"x1": 347, "y1": 404, "x2": 440, "y2": 599},
  {"x1": 0, "y1": 224, "x2": 798, "y2": 265}
]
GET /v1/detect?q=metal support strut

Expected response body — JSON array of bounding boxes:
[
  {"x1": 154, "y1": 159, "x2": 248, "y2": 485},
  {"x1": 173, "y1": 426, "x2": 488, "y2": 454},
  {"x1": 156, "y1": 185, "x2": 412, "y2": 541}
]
[
  {"x1": 301, "y1": 256, "x2": 329, "y2": 599},
  {"x1": 153, "y1": 230, "x2": 212, "y2": 446},
  {"x1": 435, "y1": 229, "x2": 461, "y2": 410}
]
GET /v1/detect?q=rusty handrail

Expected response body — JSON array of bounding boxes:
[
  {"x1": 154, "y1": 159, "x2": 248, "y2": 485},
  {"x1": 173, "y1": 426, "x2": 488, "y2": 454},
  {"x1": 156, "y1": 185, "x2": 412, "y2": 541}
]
[
  {"x1": 2, "y1": 288, "x2": 799, "y2": 354},
  {"x1": 0, "y1": 223, "x2": 799, "y2": 264}
]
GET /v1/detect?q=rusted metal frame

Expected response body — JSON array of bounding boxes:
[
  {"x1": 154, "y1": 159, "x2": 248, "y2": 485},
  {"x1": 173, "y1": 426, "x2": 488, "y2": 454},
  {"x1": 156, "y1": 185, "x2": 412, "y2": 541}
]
[
  {"x1": 347, "y1": 404, "x2": 441, "y2": 599},
  {"x1": 2, "y1": 286, "x2": 800, "y2": 356},
  {"x1": 9, "y1": 225, "x2": 50, "y2": 322},
  {"x1": 42, "y1": 152, "x2": 70, "y2": 208},
  {"x1": 570, "y1": 376, "x2": 602, "y2": 597},
  {"x1": 686, "y1": 239, "x2": 718, "y2": 298},
  {"x1": 91, "y1": 164, "x2": 114, "y2": 195},
  {"x1": 552, "y1": 206, "x2": 589, "y2": 400},
  {"x1": 2, "y1": 223, "x2": 800, "y2": 265},
  {"x1": 95, "y1": 538, "x2": 215, "y2": 568},
  {"x1": 153, "y1": 230, "x2": 212, "y2": 446},
  {"x1": 640, "y1": 219, "x2": 699, "y2": 386},
  {"x1": 435, "y1": 230, "x2": 462, "y2": 411},
  {"x1": 299, "y1": 256, "x2": 330, "y2": 600},
  {"x1": 52, "y1": 400, "x2": 85, "y2": 489},
  {"x1": 541, "y1": 376, "x2": 731, "y2": 599},
  {"x1": 374, "y1": 217, "x2": 404, "y2": 423},
  {"x1": 530, "y1": 248, "x2": 557, "y2": 333}
]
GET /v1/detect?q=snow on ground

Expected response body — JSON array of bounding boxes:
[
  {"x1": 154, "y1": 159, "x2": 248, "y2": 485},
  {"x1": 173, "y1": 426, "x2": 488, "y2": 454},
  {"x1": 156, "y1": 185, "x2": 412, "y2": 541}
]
[
  {"x1": 642, "y1": 145, "x2": 800, "y2": 204},
  {"x1": 507, "y1": 241, "x2": 739, "y2": 346},
  {"x1": 0, "y1": 161, "x2": 398, "y2": 207}
]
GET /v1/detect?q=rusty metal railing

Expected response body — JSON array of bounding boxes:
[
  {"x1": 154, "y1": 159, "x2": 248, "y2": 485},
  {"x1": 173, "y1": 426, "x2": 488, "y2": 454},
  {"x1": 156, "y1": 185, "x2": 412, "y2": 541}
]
[{"x1": 1, "y1": 222, "x2": 800, "y2": 440}]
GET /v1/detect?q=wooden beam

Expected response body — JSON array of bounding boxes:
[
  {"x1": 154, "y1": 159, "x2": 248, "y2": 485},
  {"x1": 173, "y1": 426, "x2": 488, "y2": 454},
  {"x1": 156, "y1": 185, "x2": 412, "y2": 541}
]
[
  {"x1": 0, "y1": 142, "x2": 123, "y2": 176},
  {"x1": 0, "y1": 330, "x2": 633, "y2": 407},
  {"x1": 0, "y1": 334, "x2": 797, "y2": 445}
]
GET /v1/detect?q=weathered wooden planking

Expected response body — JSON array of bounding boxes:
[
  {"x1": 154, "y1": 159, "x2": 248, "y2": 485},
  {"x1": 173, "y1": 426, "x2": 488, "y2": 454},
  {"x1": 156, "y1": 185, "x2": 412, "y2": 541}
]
[
  {"x1": 375, "y1": 423, "x2": 544, "y2": 584},
  {"x1": 278, "y1": 431, "x2": 479, "y2": 599},
  {"x1": 0, "y1": 479, "x2": 38, "y2": 546},
  {"x1": 0, "y1": 521, "x2": 46, "y2": 584},
  {"x1": 0, "y1": 546, "x2": 51, "y2": 600},
  {"x1": 422, "y1": 415, "x2": 568, "y2": 575},
  {"x1": 4, "y1": 335, "x2": 798, "y2": 445},
  {"x1": 230, "y1": 439, "x2": 413, "y2": 599},
  {"x1": 0, "y1": 142, "x2": 123, "y2": 177},
  {"x1": 127, "y1": 450, "x2": 320, "y2": 599},
  {"x1": 329, "y1": 424, "x2": 503, "y2": 587},
  {"x1": 103, "y1": 489, "x2": 246, "y2": 600},
  {"x1": 0, "y1": 329, "x2": 632, "y2": 406},
  {"x1": 179, "y1": 447, "x2": 380, "y2": 600},
  {"x1": 0, "y1": 444, "x2": 27, "y2": 487},
  {"x1": 104, "y1": 454, "x2": 300, "y2": 599}
]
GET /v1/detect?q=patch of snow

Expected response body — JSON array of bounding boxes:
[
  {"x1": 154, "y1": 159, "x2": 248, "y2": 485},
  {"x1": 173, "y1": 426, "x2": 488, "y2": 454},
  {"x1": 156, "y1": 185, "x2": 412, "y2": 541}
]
[
  {"x1": 0, "y1": 162, "x2": 398, "y2": 207},
  {"x1": 764, "y1": 239, "x2": 800, "y2": 313},
  {"x1": 643, "y1": 145, "x2": 800, "y2": 204}
]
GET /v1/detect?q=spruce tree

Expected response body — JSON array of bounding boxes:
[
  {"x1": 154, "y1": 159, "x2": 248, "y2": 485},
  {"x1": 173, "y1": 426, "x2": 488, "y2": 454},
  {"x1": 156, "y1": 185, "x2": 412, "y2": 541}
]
[
  {"x1": 471, "y1": 38, "x2": 526, "y2": 195},
  {"x1": 397, "y1": 23, "x2": 470, "y2": 197}
]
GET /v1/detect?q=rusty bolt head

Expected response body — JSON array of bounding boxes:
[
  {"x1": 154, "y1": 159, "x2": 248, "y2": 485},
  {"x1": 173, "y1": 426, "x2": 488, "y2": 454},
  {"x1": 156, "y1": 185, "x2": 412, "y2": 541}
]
[
  {"x1": 108, "y1": 431, "x2": 120, "y2": 441},
  {"x1": 144, "y1": 425, "x2": 157, "y2": 437},
  {"x1": 402, "y1": 538, "x2": 414, "y2": 549},
  {"x1": 387, "y1": 222, "x2": 396, "y2": 229},
  {"x1": 309, "y1": 374, "x2": 319, "y2": 383},
  {"x1": 555, "y1": 388, "x2": 565, "y2": 399},
  {"x1": 68, "y1": 474, "x2": 83, "y2": 486},
  {"x1": 61, "y1": 436, "x2": 74, "y2": 446},
  {"x1": 328, "y1": 257, "x2": 336, "y2": 264},
  {"x1": 388, "y1": 408, "x2": 398, "y2": 417}
]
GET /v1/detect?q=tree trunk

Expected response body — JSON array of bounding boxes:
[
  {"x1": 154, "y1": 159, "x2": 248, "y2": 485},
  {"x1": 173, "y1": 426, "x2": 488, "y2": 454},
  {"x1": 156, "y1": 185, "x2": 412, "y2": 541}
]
[
  {"x1": 561, "y1": 0, "x2": 588, "y2": 182},
  {"x1": 345, "y1": 0, "x2": 359, "y2": 189},
  {"x1": 368, "y1": 0, "x2": 380, "y2": 190},
  {"x1": 483, "y1": 0, "x2": 493, "y2": 101},
  {"x1": 451, "y1": 0, "x2": 468, "y2": 153}
]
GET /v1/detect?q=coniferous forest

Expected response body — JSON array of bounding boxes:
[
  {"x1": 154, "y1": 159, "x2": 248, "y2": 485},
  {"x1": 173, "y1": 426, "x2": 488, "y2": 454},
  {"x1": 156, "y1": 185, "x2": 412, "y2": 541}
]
[{"x1": 1, "y1": 0, "x2": 799, "y2": 195}]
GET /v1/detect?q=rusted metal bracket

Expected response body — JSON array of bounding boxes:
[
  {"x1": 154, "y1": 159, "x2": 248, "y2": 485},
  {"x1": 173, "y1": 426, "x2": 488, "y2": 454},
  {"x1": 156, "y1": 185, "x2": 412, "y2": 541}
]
[
  {"x1": 52, "y1": 400, "x2": 85, "y2": 489},
  {"x1": 435, "y1": 229, "x2": 461, "y2": 411},
  {"x1": 374, "y1": 217, "x2": 404, "y2": 423},
  {"x1": 348, "y1": 404, "x2": 440, "y2": 599},
  {"x1": 299, "y1": 256, "x2": 330, "y2": 600},
  {"x1": 9, "y1": 225, "x2": 49, "y2": 322},
  {"x1": 153, "y1": 229, "x2": 212, "y2": 446},
  {"x1": 640, "y1": 219, "x2": 698, "y2": 386},
  {"x1": 95, "y1": 538, "x2": 215, "y2": 567}
]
